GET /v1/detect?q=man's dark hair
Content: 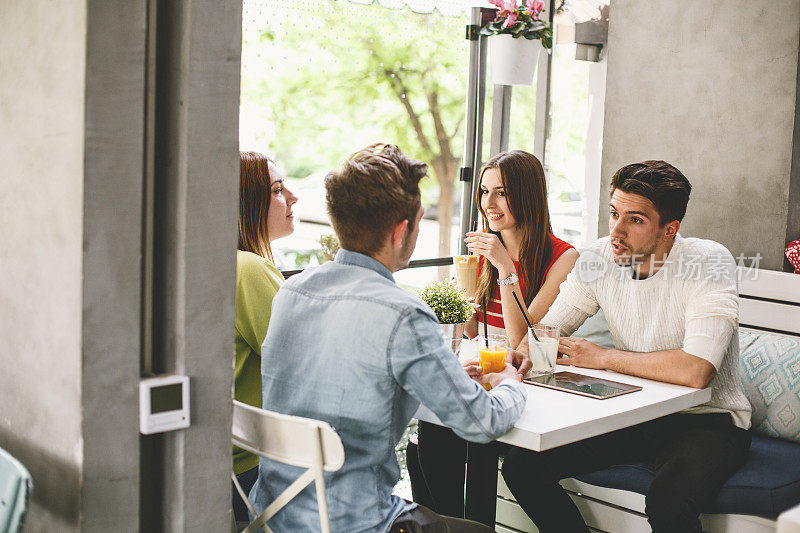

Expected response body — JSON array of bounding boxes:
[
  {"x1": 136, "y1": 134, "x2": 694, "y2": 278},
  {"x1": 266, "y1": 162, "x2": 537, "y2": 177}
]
[
  {"x1": 325, "y1": 144, "x2": 427, "y2": 256},
  {"x1": 610, "y1": 160, "x2": 692, "y2": 225}
]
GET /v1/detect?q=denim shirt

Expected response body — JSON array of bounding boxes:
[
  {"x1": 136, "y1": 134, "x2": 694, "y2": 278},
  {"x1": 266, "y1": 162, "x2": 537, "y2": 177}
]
[{"x1": 249, "y1": 250, "x2": 527, "y2": 532}]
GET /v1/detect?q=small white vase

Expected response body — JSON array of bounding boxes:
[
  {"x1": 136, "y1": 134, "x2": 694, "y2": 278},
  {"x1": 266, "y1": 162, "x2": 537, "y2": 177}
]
[
  {"x1": 440, "y1": 322, "x2": 468, "y2": 357},
  {"x1": 490, "y1": 34, "x2": 542, "y2": 86},
  {"x1": 440, "y1": 322, "x2": 467, "y2": 342}
]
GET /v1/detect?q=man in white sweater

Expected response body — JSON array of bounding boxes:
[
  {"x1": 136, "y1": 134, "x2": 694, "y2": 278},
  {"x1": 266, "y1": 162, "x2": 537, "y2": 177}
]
[{"x1": 502, "y1": 160, "x2": 752, "y2": 533}]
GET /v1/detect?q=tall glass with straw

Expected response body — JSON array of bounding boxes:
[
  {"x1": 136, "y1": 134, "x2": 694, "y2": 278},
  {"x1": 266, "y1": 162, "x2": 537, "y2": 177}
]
[
  {"x1": 510, "y1": 291, "x2": 559, "y2": 376},
  {"x1": 478, "y1": 298, "x2": 507, "y2": 390}
]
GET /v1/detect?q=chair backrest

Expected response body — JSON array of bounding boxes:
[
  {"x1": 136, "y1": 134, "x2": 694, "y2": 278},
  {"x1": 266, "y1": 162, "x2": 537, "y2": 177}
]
[
  {"x1": 232, "y1": 400, "x2": 345, "y2": 472},
  {"x1": 0, "y1": 447, "x2": 32, "y2": 533},
  {"x1": 232, "y1": 401, "x2": 345, "y2": 533},
  {"x1": 738, "y1": 267, "x2": 800, "y2": 336}
]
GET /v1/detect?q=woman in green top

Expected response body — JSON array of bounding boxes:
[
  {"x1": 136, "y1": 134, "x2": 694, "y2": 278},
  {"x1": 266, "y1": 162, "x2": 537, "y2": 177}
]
[{"x1": 233, "y1": 151, "x2": 298, "y2": 522}]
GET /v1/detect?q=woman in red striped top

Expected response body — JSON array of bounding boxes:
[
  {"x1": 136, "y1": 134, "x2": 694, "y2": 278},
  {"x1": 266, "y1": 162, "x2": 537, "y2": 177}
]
[
  {"x1": 465, "y1": 150, "x2": 578, "y2": 349},
  {"x1": 409, "y1": 150, "x2": 578, "y2": 526}
]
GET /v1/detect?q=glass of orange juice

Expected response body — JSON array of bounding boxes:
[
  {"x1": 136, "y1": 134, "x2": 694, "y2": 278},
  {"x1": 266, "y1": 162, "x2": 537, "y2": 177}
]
[{"x1": 477, "y1": 334, "x2": 508, "y2": 390}]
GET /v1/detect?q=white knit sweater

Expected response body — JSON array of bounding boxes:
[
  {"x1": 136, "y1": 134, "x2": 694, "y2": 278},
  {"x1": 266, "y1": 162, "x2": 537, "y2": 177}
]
[{"x1": 543, "y1": 235, "x2": 752, "y2": 429}]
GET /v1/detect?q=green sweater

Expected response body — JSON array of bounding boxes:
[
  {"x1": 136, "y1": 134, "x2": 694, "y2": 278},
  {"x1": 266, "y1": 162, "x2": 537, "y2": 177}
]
[{"x1": 233, "y1": 250, "x2": 284, "y2": 475}]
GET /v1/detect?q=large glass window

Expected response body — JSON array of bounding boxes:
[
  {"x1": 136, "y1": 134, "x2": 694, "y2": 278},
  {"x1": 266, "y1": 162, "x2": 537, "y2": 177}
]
[
  {"x1": 546, "y1": 40, "x2": 591, "y2": 245},
  {"x1": 547, "y1": 0, "x2": 609, "y2": 246},
  {"x1": 241, "y1": 0, "x2": 470, "y2": 272}
]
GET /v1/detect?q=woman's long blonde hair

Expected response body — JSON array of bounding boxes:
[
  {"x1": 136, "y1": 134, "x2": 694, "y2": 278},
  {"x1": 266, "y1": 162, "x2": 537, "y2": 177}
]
[
  {"x1": 238, "y1": 151, "x2": 274, "y2": 261},
  {"x1": 475, "y1": 150, "x2": 552, "y2": 307}
]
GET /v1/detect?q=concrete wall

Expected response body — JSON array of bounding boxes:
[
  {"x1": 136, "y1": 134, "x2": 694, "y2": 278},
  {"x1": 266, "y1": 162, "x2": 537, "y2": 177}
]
[
  {"x1": 600, "y1": 0, "x2": 800, "y2": 270},
  {"x1": 787, "y1": 44, "x2": 800, "y2": 270},
  {"x1": 0, "y1": 2, "x2": 86, "y2": 530},
  {"x1": 1, "y1": 1, "x2": 241, "y2": 531}
]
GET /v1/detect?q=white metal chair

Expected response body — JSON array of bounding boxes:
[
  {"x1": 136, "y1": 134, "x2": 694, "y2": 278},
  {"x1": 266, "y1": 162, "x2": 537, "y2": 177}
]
[{"x1": 231, "y1": 400, "x2": 345, "y2": 533}]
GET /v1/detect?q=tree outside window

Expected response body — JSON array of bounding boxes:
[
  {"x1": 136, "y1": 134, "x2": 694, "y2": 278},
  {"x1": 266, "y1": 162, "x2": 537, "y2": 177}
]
[{"x1": 241, "y1": 0, "x2": 469, "y2": 276}]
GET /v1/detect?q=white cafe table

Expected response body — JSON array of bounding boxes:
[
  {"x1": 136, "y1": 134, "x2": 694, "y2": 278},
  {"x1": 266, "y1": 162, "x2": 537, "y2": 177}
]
[
  {"x1": 415, "y1": 363, "x2": 712, "y2": 452},
  {"x1": 413, "y1": 346, "x2": 713, "y2": 526}
]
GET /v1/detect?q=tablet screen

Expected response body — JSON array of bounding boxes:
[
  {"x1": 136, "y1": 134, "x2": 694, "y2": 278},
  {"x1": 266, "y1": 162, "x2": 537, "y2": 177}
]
[{"x1": 523, "y1": 371, "x2": 642, "y2": 399}]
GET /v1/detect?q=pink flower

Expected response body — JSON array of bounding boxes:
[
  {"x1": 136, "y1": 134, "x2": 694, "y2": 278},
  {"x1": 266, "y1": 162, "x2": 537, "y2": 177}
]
[
  {"x1": 526, "y1": 0, "x2": 544, "y2": 18},
  {"x1": 492, "y1": 0, "x2": 521, "y2": 26},
  {"x1": 502, "y1": 9, "x2": 518, "y2": 28},
  {"x1": 502, "y1": 0, "x2": 518, "y2": 12}
]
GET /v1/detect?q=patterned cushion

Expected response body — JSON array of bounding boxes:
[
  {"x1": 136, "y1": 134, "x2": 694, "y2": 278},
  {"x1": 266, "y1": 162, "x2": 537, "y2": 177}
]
[{"x1": 739, "y1": 330, "x2": 800, "y2": 443}]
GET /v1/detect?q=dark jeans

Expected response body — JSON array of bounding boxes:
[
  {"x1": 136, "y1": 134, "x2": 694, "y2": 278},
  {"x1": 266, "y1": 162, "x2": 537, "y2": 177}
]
[
  {"x1": 501, "y1": 413, "x2": 752, "y2": 533},
  {"x1": 390, "y1": 503, "x2": 494, "y2": 532},
  {"x1": 408, "y1": 421, "x2": 500, "y2": 527},
  {"x1": 232, "y1": 466, "x2": 258, "y2": 523}
]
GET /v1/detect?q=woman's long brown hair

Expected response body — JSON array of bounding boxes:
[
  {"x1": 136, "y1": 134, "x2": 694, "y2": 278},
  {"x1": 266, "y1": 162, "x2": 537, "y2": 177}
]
[
  {"x1": 238, "y1": 151, "x2": 274, "y2": 260},
  {"x1": 475, "y1": 150, "x2": 552, "y2": 308}
]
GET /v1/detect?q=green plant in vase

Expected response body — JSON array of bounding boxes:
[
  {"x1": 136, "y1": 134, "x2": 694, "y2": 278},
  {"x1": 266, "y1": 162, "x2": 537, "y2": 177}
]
[{"x1": 418, "y1": 280, "x2": 472, "y2": 350}]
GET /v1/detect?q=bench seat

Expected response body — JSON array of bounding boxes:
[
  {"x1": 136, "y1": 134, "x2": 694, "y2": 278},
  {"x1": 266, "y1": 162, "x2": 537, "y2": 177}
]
[{"x1": 572, "y1": 435, "x2": 800, "y2": 518}]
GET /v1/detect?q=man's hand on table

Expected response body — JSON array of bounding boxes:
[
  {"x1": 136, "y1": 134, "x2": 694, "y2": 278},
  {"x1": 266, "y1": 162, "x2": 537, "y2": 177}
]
[
  {"x1": 462, "y1": 358, "x2": 482, "y2": 379},
  {"x1": 507, "y1": 348, "x2": 532, "y2": 379},
  {"x1": 557, "y1": 337, "x2": 609, "y2": 369},
  {"x1": 556, "y1": 341, "x2": 717, "y2": 388},
  {"x1": 461, "y1": 359, "x2": 523, "y2": 389},
  {"x1": 480, "y1": 363, "x2": 523, "y2": 389}
]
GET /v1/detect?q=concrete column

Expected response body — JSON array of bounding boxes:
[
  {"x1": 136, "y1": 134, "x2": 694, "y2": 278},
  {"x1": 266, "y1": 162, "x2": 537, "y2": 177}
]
[
  {"x1": 142, "y1": 0, "x2": 241, "y2": 531},
  {"x1": 599, "y1": 0, "x2": 800, "y2": 270},
  {"x1": 81, "y1": 1, "x2": 147, "y2": 530}
]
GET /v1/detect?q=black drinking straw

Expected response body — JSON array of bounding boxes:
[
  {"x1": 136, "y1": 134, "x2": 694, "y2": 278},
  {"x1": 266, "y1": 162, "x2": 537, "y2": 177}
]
[
  {"x1": 482, "y1": 298, "x2": 489, "y2": 348},
  {"x1": 512, "y1": 291, "x2": 539, "y2": 341}
]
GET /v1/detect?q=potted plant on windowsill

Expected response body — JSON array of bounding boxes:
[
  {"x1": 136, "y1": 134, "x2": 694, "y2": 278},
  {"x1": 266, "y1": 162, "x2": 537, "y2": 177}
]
[
  {"x1": 481, "y1": 0, "x2": 553, "y2": 86},
  {"x1": 418, "y1": 280, "x2": 473, "y2": 347}
]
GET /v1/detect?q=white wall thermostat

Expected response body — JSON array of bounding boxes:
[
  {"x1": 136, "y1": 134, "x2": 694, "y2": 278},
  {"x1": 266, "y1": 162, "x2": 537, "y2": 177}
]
[{"x1": 139, "y1": 375, "x2": 190, "y2": 435}]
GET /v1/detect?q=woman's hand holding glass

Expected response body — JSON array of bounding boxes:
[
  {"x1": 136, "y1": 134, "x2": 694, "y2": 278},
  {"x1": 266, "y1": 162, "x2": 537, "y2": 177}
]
[{"x1": 464, "y1": 231, "x2": 515, "y2": 275}]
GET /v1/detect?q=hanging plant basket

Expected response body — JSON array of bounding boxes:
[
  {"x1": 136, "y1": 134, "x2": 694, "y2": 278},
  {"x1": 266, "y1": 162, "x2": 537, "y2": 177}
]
[{"x1": 490, "y1": 34, "x2": 542, "y2": 86}]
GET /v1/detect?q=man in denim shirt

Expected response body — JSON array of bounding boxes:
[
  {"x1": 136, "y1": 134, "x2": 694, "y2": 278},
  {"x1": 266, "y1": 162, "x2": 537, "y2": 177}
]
[{"x1": 249, "y1": 144, "x2": 527, "y2": 532}]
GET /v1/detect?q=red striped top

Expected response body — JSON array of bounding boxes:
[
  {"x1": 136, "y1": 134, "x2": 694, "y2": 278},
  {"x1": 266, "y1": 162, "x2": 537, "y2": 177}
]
[{"x1": 475, "y1": 233, "x2": 574, "y2": 332}]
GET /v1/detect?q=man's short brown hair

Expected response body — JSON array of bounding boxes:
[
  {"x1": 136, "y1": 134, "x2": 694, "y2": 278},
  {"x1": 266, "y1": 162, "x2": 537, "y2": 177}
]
[
  {"x1": 610, "y1": 160, "x2": 692, "y2": 225},
  {"x1": 325, "y1": 144, "x2": 427, "y2": 255}
]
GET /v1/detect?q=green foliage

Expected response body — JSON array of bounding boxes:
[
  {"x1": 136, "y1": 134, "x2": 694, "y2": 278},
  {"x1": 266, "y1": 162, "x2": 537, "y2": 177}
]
[
  {"x1": 241, "y1": 2, "x2": 467, "y2": 185},
  {"x1": 318, "y1": 234, "x2": 340, "y2": 262},
  {"x1": 418, "y1": 280, "x2": 472, "y2": 324},
  {"x1": 241, "y1": 1, "x2": 469, "y2": 258},
  {"x1": 395, "y1": 419, "x2": 417, "y2": 471},
  {"x1": 284, "y1": 250, "x2": 324, "y2": 268}
]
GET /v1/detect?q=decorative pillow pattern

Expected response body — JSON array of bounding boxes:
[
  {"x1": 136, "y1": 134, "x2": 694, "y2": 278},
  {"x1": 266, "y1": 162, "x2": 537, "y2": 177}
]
[{"x1": 739, "y1": 330, "x2": 800, "y2": 443}]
